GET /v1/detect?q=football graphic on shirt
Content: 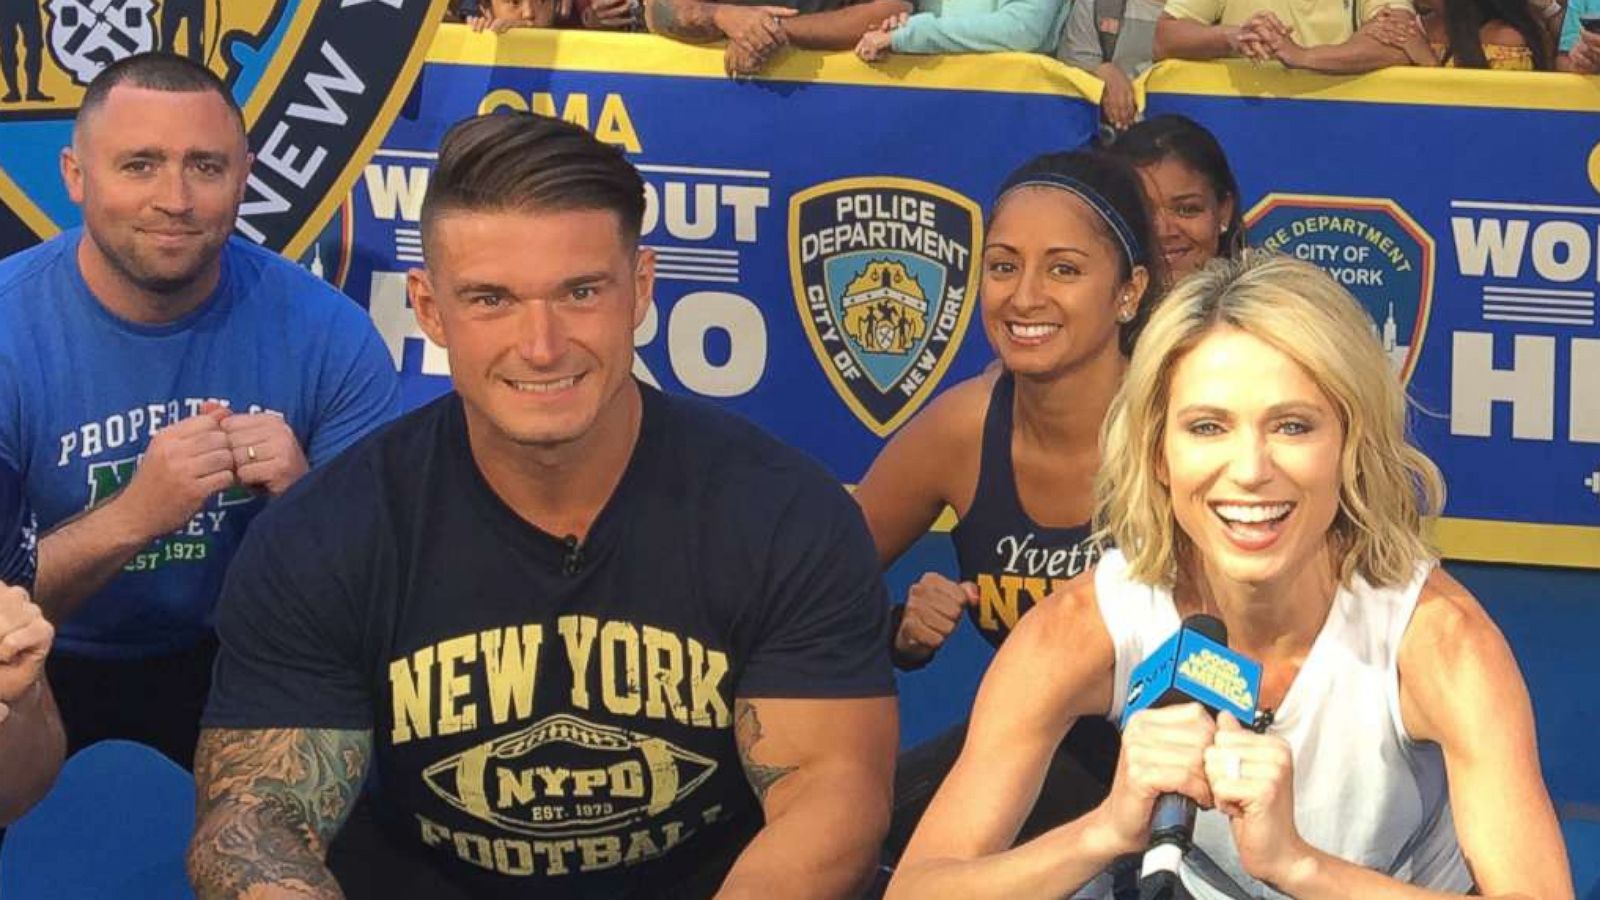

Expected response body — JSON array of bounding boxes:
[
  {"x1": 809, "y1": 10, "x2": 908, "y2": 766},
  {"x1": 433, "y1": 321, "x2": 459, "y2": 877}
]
[{"x1": 422, "y1": 713, "x2": 718, "y2": 838}]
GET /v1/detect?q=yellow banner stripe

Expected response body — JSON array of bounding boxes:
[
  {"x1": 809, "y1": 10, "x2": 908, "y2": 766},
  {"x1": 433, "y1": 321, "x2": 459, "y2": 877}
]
[
  {"x1": 426, "y1": 26, "x2": 1102, "y2": 100},
  {"x1": 1139, "y1": 59, "x2": 1600, "y2": 113}
]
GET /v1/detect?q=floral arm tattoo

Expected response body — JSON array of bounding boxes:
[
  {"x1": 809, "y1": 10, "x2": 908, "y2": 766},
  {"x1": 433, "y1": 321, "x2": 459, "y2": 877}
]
[
  {"x1": 733, "y1": 699, "x2": 798, "y2": 803},
  {"x1": 188, "y1": 727, "x2": 371, "y2": 899}
]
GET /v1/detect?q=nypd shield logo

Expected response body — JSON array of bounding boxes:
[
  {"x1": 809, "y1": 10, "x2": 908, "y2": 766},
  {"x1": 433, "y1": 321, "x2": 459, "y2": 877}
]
[
  {"x1": 789, "y1": 177, "x2": 982, "y2": 436},
  {"x1": 422, "y1": 714, "x2": 718, "y2": 838},
  {"x1": 46, "y1": 0, "x2": 159, "y2": 85},
  {"x1": 0, "y1": 0, "x2": 448, "y2": 259}
]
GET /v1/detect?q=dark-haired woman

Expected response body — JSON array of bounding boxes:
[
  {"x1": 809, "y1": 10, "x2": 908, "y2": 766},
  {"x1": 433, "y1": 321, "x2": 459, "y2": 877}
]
[
  {"x1": 1109, "y1": 115, "x2": 1245, "y2": 286},
  {"x1": 1419, "y1": 0, "x2": 1558, "y2": 68},
  {"x1": 855, "y1": 149, "x2": 1164, "y2": 859}
]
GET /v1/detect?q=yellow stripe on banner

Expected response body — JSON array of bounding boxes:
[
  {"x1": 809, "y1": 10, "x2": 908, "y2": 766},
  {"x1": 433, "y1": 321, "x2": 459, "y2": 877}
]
[
  {"x1": 0, "y1": 166, "x2": 60, "y2": 241},
  {"x1": 1139, "y1": 59, "x2": 1600, "y2": 113},
  {"x1": 427, "y1": 25, "x2": 1103, "y2": 101},
  {"x1": 1432, "y1": 518, "x2": 1600, "y2": 569}
]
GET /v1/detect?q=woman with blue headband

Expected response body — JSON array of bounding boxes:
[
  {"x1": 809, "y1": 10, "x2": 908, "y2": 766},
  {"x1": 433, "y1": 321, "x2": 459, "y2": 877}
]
[{"x1": 855, "y1": 149, "x2": 1163, "y2": 861}]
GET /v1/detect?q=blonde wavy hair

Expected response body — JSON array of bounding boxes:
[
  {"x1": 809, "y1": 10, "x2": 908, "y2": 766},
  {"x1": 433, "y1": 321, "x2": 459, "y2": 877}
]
[{"x1": 1094, "y1": 251, "x2": 1445, "y2": 588}]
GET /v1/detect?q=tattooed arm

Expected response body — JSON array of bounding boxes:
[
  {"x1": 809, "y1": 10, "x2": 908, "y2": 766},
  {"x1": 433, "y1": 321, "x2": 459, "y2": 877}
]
[
  {"x1": 717, "y1": 696, "x2": 897, "y2": 899},
  {"x1": 187, "y1": 727, "x2": 371, "y2": 900}
]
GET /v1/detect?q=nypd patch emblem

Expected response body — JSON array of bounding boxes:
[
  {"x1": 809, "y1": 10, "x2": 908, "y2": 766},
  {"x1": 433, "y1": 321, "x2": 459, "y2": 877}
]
[
  {"x1": 422, "y1": 713, "x2": 719, "y2": 838},
  {"x1": 789, "y1": 177, "x2": 982, "y2": 436},
  {"x1": 0, "y1": 0, "x2": 448, "y2": 259}
]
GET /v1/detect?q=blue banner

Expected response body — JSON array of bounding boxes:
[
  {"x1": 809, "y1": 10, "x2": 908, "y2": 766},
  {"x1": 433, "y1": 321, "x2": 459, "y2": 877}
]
[
  {"x1": 342, "y1": 31, "x2": 1102, "y2": 481},
  {"x1": 1145, "y1": 62, "x2": 1600, "y2": 567}
]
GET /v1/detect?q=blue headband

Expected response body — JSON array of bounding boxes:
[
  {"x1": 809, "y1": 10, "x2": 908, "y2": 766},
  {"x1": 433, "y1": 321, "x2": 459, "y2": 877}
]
[{"x1": 997, "y1": 173, "x2": 1144, "y2": 269}]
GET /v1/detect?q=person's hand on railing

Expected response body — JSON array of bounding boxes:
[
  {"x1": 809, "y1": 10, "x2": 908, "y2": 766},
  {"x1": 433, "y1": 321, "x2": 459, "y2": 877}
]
[
  {"x1": 714, "y1": 5, "x2": 795, "y2": 59},
  {"x1": 469, "y1": 14, "x2": 537, "y2": 31},
  {"x1": 1356, "y1": 7, "x2": 1436, "y2": 65},
  {"x1": 1571, "y1": 28, "x2": 1600, "y2": 73},
  {"x1": 855, "y1": 29, "x2": 892, "y2": 61},
  {"x1": 581, "y1": 0, "x2": 637, "y2": 30},
  {"x1": 1230, "y1": 10, "x2": 1292, "y2": 62},
  {"x1": 854, "y1": 11, "x2": 907, "y2": 62},
  {"x1": 1097, "y1": 62, "x2": 1138, "y2": 130}
]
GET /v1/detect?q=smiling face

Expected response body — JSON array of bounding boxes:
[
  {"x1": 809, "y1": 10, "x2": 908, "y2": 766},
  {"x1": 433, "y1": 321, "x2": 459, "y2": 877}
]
[
  {"x1": 1161, "y1": 326, "x2": 1344, "y2": 591},
  {"x1": 979, "y1": 186, "x2": 1146, "y2": 379},
  {"x1": 1137, "y1": 156, "x2": 1233, "y2": 285},
  {"x1": 409, "y1": 206, "x2": 653, "y2": 460},
  {"x1": 62, "y1": 85, "x2": 249, "y2": 313}
]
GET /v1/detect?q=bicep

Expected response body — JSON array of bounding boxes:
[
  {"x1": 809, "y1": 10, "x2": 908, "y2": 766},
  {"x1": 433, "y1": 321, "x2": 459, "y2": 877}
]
[
  {"x1": 306, "y1": 326, "x2": 399, "y2": 467},
  {"x1": 853, "y1": 407, "x2": 968, "y2": 567},
  {"x1": 732, "y1": 696, "x2": 896, "y2": 810},
  {"x1": 901, "y1": 592, "x2": 1113, "y2": 864},
  {"x1": 193, "y1": 727, "x2": 372, "y2": 856},
  {"x1": 1400, "y1": 587, "x2": 1572, "y2": 897}
]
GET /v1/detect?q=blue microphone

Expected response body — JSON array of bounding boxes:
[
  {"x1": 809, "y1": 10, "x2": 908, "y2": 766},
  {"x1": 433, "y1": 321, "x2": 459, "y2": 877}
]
[{"x1": 1124, "y1": 614, "x2": 1261, "y2": 900}]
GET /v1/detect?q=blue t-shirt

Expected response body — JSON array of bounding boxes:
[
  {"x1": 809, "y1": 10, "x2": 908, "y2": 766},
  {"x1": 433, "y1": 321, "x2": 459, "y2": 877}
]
[
  {"x1": 0, "y1": 230, "x2": 401, "y2": 658},
  {"x1": 205, "y1": 386, "x2": 894, "y2": 898},
  {"x1": 0, "y1": 459, "x2": 37, "y2": 590}
]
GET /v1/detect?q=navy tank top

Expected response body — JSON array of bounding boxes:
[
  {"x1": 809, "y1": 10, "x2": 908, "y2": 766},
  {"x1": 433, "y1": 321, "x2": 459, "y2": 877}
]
[{"x1": 950, "y1": 372, "x2": 1103, "y2": 650}]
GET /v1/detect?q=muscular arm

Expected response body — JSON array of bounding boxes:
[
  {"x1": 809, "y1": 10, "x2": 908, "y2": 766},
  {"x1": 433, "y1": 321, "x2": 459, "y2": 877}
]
[
  {"x1": 37, "y1": 407, "x2": 236, "y2": 623},
  {"x1": 854, "y1": 376, "x2": 985, "y2": 566},
  {"x1": 34, "y1": 497, "x2": 156, "y2": 622},
  {"x1": 1258, "y1": 571, "x2": 1571, "y2": 898},
  {"x1": 0, "y1": 679, "x2": 64, "y2": 826},
  {"x1": 887, "y1": 583, "x2": 1122, "y2": 898},
  {"x1": 1154, "y1": 14, "x2": 1239, "y2": 59},
  {"x1": 644, "y1": 0, "x2": 730, "y2": 40},
  {"x1": 1276, "y1": 32, "x2": 1414, "y2": 72},
  {"x1": 783, "y1": 0, "x2": 912, "y2": 49},
  {"x1": 187, "y1": 727, "x2": 371, "y2": 900},
  {"x1": 717, "y1": 696, "x2": 897, "y2": 899}
]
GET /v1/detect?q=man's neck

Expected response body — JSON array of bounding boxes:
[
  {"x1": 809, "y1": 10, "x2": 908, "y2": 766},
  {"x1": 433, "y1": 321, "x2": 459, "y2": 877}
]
[
  {"x1": 467, "y1": 383, "x2": 645, "y2": 542},
  {"x1": 76, "y1": 233, "x2": 219, "y2": 325}
]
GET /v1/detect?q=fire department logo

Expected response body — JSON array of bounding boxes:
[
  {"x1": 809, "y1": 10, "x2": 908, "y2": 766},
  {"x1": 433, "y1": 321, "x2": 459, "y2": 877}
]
[
  {"x1": 422, "y1": 714, "x2": 719, "y2": 839},
  {"x1": 1247, "y1": 194, "x2": 1436, "y2": 384},
  {"x1": 789, "y1": 177, "x2": 982, "y2": 436},
  {"x1": 0, "y1": 0, "x2": 448, "y2": 260}
]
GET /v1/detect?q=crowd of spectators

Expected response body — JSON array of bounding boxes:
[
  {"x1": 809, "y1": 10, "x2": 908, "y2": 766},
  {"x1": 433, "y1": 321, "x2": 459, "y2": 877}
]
[{"x1": 444, "y1": 0, "x2": 1596, "y2": 133}]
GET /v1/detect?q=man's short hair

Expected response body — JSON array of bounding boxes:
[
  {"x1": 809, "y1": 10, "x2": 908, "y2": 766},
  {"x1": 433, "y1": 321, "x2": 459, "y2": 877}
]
[
  {"x1": 421, "y1": 112, "x2": 647, "y2": 254},
  {"x1": 75, "y1": 52, "x2": 244, "y2": 137}
]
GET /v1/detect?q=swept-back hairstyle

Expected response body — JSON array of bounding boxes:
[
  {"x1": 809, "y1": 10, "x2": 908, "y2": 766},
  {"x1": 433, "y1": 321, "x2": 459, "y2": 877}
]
[
  {"x1": 1094, "y1": 251, "x2": 1445, "y2": 589},
  {"x1": 991, "y1": 149, "x2": 1167, "y2": 355},
  {"x1": 76, "y1": 51, "x2": 243, "y2": 137},
  {"x1": 1108, "y1": 115, "x2": 1246, "y2": 260},
  {"x1": 421, "y1": 111, "x2": 646, "y2": 254}
]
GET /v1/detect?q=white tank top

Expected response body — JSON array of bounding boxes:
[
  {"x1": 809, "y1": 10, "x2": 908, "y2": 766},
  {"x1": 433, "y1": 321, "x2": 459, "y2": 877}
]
[{"x1": 1093, "y1": 549, "x2": 1472, "y2": 898}]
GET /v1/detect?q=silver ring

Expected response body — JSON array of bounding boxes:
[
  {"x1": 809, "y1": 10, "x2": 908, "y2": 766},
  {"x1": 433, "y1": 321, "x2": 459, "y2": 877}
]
[
  {"x1": 246, "y1": 444, "x2": 258, "y2": 462},
  {"x1": 1224, "y1": 750, "x2": 1243, "y2": 780}
]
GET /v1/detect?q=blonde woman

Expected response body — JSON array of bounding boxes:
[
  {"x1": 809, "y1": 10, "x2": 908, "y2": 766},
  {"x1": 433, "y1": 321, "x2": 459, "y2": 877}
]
[{"x1": 888, "y1": 253, "x2": 1572, "y2": 898}]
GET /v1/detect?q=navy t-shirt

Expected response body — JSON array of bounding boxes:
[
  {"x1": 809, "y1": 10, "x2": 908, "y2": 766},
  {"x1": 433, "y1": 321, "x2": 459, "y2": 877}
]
[
  {"x1": 0, "y1": 459, "x2": 36, "y2": 590},
  {"x1": 205, "y1": 386, "x2": 893, "y2": 897}
]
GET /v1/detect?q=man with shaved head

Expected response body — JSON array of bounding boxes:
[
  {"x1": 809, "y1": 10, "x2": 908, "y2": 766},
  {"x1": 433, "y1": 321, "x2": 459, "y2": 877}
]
[{"x1": 0, "y1": 51, "x2": 399, "y2": 770}]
